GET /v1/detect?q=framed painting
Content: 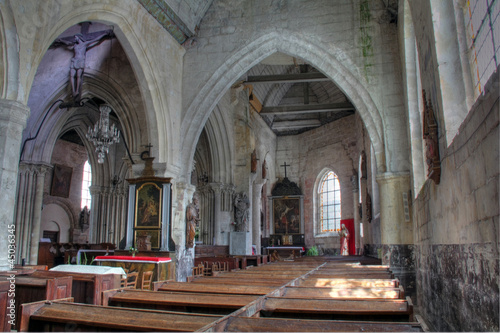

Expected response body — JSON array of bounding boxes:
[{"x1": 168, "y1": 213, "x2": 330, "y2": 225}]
[
  {"x1": 134, "y1": 229, "x2": 160, "y2": 250},
  {"x1": 51, "y1": 164, "x2": 73, "y2": 198},
  {"x1": 135, "y1": 182, "x2": 162, "y2": 228},
  {"x1": 272, "y1": 197, "x2": 302, "y2": 234}
]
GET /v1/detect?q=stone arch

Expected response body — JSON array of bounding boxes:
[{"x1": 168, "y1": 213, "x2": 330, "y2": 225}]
[
  {"x1": 42, "y1": 198, "x2": 77, "y2": 232},
  {"x1": 181, "y1": 31, "x2": 386, "y2": 180},
  {"x1": 204, "y1": 104, "x2": 233, "y2": 184},
  {"x1": 0, "y1": 1, "x2": 20, "y2": 100},
  {"x1": 17, "y1": 3, "x2": 175, "y2": 166}
]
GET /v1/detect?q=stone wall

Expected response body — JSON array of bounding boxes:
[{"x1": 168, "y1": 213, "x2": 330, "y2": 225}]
[
  {"x1": 275, "y1": 114, "x2": 363, "y2": 252},
  {"x1": 413, "y1": 71, "x2": 499, "y2": 331}
]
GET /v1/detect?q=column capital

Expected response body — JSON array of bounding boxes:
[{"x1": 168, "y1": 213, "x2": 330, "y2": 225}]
[{"x1": 19, "y1": 162, "x2": 53, "y2": 176}]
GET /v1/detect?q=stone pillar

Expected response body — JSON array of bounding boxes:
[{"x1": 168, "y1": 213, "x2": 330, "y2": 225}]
[
  {"x1": 212, "y1": 184, "x2": 222, "y2": 245},
  {"x1": 351, "y1": 174, "x2": 361, "y2": 254},
  {"x1": 252, "y1": 179, "x2": 266, "y2": 255},
  {"x1": 15, "y1": 162, "x2": 52, "y2": 265},
  {"x1": 376, "y1": 171, "x2": 415, "y2": 299},
  {"x1": 0, "y1": 100, "x2": 30, "y2": 270},
  {"x1": 171, "y1": 182, "x2": 196, "y2": 282}
]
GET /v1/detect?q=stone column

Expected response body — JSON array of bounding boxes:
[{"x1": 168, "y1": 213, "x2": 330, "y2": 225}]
[
  {"x1": 171, "y1": 182, "x2": 196, "y2": 282},
  {"x1": 376, "y1": 171, "x2": 415, "y2": 299},
  {"x1": 211, "y1": 183, "x2": 222, "y2": 245},
  {"x1": 0, "y1": 100, "x2": 30, "y2": 270},
  {"x1": 351, "y1": 174, "x2": 361, "y2": 254},
  {"x1": 15, "y1": 162, "x2": 52, "y2": 265},
  {"x1": 252, "y1": 179, "x2": 266, "y2": 255}
]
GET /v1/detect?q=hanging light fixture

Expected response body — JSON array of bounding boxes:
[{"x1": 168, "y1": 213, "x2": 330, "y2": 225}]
[{"x1": 86, "y1": 104, "x2": 120, "y2": 163}]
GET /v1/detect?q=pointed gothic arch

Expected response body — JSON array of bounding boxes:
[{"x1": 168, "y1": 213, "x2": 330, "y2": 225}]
[{"x1": 180, "y1": 31, "x2": 387, "y2": 181}]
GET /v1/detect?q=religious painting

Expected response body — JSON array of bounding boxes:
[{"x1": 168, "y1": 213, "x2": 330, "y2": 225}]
[
  {"x1": 134, "y1": 229, "x2": 160, "y2": 250},
  {"x1": 272, "y1": 197, "x2": 301, "y2": 234},
  {"x1": 51, "y1": 164, "x2": 73, "y2": 198},
  {"x1": 135, "y1": 182, "x2": 162, "y2": 228}
]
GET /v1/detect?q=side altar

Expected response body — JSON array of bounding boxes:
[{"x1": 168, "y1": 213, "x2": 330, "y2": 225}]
[
  {"x1": 266, "y1": 167, "x2": 305, "y2": 259},
  {"x1": 126, "y1": 154, "x2": 174, "y2": 253}
]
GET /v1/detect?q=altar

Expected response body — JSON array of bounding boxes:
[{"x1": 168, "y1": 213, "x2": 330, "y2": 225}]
[
  {"x1": 265, "y1": 246, "x2": 305, "y2": 260},
  {"x1": 94, "y1": 256, "x2": 172, "y2": 287}
]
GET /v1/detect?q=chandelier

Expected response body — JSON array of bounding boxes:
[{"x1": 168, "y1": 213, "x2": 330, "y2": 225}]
[{"x1": 86, "y1": 104, "x2": 120, "y2": 163}]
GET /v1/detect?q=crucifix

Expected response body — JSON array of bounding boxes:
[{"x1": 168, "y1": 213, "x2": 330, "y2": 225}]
[
  {"x1": 54, "y1": 22, "x2": 114, "y2": 101},
  {"x1": 141, "y1": 143, "x2": 153, "y2": 160},
  {"x1": 280, "y1": 162, "x2": 290, "y2": 178}
]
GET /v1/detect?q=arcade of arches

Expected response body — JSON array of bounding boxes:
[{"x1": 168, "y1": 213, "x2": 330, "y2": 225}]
[{"x1": 0, "y1": 1, "x2": 498, "y2": 331}]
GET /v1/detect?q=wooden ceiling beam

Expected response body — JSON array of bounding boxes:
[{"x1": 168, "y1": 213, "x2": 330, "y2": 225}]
[
  {"x1": 261, "y1": 103, "x2": 355, "y2": 115},
  {"x1": 272, "y1": 119, "x2": 322, "y2": 130},
  {"x1": 245, "y1": 72, "x2": 330, "y2": 84}
]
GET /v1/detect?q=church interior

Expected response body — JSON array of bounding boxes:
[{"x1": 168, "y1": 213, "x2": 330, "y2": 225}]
[{"x1": 0, "y1": 0, "x2": 498, "y2": 332}]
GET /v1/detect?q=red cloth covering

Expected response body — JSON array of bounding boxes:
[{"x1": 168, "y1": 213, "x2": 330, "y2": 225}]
[{"x1": 94, "y1": 256, "x2": 171, "y2": 262}]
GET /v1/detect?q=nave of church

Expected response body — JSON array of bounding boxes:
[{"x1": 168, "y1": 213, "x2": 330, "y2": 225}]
[{"x1": 0, "y1": 1, "x2": 498, "y2": 332}]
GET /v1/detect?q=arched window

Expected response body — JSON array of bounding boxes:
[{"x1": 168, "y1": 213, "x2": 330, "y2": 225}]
[
  {"x1": 318, "y1": 170, "x2": 341, "y2": 233},
  {"x1": 81, "y1": 160, "x2": 92, "y2": 209}
]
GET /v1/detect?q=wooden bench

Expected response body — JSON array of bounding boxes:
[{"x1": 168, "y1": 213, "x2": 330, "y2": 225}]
[
  {"x1": 103, "y1": 289, "x2": 258, "y2": 314},
  {"x1": 30, "y1": 270, "x2": 116, "y2": 305},
  {"x1": 195, "y1": 257, "x2": 240, "y2": 273},
  {"x1": 0, "y1": 281, "x2": 13, "y2": 332},
  {"x1": 282, "y1": 285, "x2": 405, "y2": 299},
  {"x1": 298, "y1": 278, "x2": 399, "y2": 288},
  {"x1": 222, "y1": 317, "x2": 423, "y2": 332},
  {"x1": 260, "y1": 297, "x2": 414, "y2": 321},
  {"x1": 6, "y1": 275, "x2": 72, "y2": 329},
  {"x1": 156, "y1": 281, "x2": 275, "y2": 295},
  {"x1": 19, "y1": 300, "x2": 221, "y2": 332},
  {"x1": 190, "y1": 276, "x2": 290, "y2": 287}
]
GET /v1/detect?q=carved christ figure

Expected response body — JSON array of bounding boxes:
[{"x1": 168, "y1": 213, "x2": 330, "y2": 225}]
[{"x1": 56, "y1": 31, "x2": 112, "y2": 100}]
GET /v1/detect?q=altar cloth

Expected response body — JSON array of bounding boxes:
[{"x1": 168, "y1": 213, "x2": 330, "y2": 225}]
[{"x1": 50, "y1": 264, "x2": 126, "y2": 278}]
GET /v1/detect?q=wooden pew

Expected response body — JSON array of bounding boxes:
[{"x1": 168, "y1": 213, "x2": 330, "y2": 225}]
[
  {"x1": 260, "y1": 296, "x2": 414, "y2": 322},
  {"x1": 30, "y1": 270, "x2": 116, "y2": 305},
  {"x1": 195, "y1": 256, "x2": 240, "y2": 272},
  {"x1": 0, "y1": 281, "x2": 13, "y2": 332},
  {"x1": 298, "y1": 278, "x2": 399, "y2": 288},
  {"x1": 156, "y1": 281, "x2": 275, "y2": 295},
  {"x1": 189, "y1": 276, "x2": 290, "y2": 287},
  {"x1": 281, "y1": 285, "x2": 405, "y2": 300},
  {"x1": 223, "y1": 317, "x2": 423, "y2": 332},
  {"x1": 7, "y1": 275, "x2": 72, "y2": 329},
  {"x1": 103, "y1": 289, "x2": 259, "y2": 314},
  {"x1": 19, "y1": 300, "x2": 221, "y2": 332}
]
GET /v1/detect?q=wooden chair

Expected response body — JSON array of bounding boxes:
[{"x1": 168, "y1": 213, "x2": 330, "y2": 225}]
[
  {"x1": 141, "y1": 271, "x2": 154, "y2": 290},
  {"x1": 125, "y1": 272, "x2": 138, "y2": 289}
]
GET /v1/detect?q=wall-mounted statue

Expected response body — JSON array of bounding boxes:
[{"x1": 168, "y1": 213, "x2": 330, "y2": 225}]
[
  {"x1": 422, "y1": 90, "x2": 441, "y2": 184},
  {"x1": 186, "y1": 193, "x2": 200, "y2": 248},
  {"x1": 233, "y1": 192, "x2": 250, "y2": 232}
]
